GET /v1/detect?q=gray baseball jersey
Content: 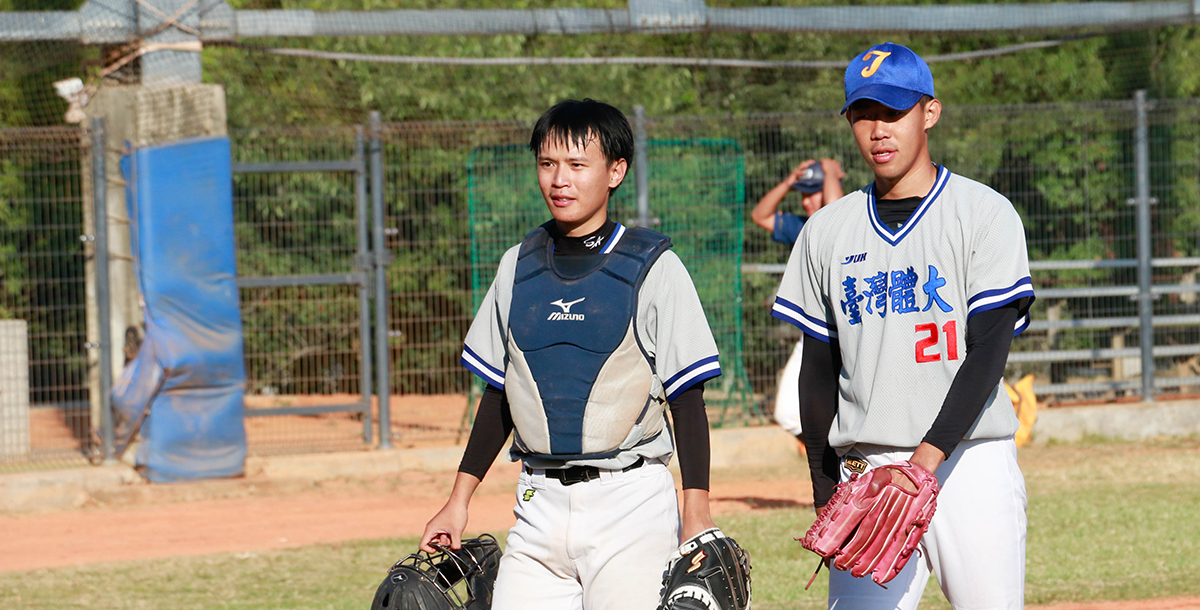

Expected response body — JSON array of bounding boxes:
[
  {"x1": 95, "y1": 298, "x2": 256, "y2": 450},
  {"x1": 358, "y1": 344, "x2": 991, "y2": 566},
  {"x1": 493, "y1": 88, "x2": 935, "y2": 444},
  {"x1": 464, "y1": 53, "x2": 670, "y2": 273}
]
[
  {"x1": 772, "y1": 166, "x2": 1035, "y2": 450},
  {"x1": 462, "y1": 227, "x2": 722, "y2": 469}
]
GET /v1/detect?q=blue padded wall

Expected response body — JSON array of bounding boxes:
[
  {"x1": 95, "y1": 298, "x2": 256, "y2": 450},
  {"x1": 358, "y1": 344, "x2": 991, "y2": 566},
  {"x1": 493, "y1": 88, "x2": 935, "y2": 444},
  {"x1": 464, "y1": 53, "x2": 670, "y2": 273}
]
[{"x1": 113, "y1": 135, "x2": 246, "y2": 482}]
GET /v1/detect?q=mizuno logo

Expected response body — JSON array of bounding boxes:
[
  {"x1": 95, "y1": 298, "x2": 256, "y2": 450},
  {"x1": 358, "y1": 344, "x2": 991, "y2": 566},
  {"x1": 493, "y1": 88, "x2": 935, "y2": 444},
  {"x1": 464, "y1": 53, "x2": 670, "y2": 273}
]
[
  {"x1": 551, "y1": 298, "x2": 585, "y2": 313},
  {"x1": 548, "y1": 297, "x2": 586, "y2": 321},
  {"x1": 842, "y1": 253, "x2": 867, "y2": 265}
]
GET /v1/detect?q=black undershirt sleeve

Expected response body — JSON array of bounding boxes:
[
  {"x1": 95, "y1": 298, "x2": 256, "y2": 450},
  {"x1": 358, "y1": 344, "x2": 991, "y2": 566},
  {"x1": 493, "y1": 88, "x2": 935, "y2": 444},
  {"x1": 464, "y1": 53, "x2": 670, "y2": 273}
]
[
  {"x1": 921, "y1": 302, "x2": 1021, "y2": 457},
  {"x1": 798, "y1": 336, "x2": 843, "y2": 508},
  {"x1": 669, "y1": 382, "x2": 710, "y2": 491},
  {"x1": 457, "y1": 383, "x2": 513, "y2": 480}
]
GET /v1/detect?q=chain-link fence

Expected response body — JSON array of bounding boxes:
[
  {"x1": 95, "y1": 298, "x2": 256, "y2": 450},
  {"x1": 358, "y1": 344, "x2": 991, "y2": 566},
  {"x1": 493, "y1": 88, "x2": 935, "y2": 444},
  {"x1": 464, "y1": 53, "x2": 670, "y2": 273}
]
[
  {"x1": 231, "y1": 126, "x2": 375, "y2": 455},
  {"x1": 0, "y1": 126, "x2": 92, "y2": 470},
  {"x1": 378, "y1": 96, "x2": 1200, "y2": 441},
  {"x1": 5, "y1": 97, "x2": 1200, "y2": 472}
]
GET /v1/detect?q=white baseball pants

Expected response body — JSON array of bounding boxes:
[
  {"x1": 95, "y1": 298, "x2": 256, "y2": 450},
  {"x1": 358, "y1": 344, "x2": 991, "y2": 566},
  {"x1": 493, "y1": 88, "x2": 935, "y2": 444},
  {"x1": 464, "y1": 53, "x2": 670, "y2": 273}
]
[
  {"x1": 827, "y1": 436, "x2": 1027, "y2": 610},
  {"x1": 491, "y1": 459, "x2": 680, "y2": 610}
]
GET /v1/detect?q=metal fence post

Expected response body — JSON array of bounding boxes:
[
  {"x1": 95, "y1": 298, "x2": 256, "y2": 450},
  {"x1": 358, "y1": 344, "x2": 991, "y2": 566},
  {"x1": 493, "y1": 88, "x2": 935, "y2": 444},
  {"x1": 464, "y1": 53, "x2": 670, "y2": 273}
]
[
  {"x1": 91, "y1": 117, "x2": 115, "y2": 463},
  {"x1": 633, "y1": 105, "x2": 650, "y2": 228},
  {"x1": 1134, "y1": 89, "x2": 1155, "y2": 401},
  {"x1": 369, "y1": 111, "x2": 394, "y2": 449},
  {"x1": 355, "y1": 126, "x2": 374, "y2": 444}
]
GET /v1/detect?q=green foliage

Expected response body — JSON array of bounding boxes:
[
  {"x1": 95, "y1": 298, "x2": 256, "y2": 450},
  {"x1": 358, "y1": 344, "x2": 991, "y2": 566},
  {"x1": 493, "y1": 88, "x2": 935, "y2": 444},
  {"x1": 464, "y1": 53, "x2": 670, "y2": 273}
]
[
  {"x1": 11, "y1": 3, "x2": 1200, "y2": 401},
  {"x1": 0, "y1": 158, "x2": 26, "y2": 318},
  {"x1": 197, "y1": 1, "x2": 1198, "y2": 126},
  {"x1": 0, "y1": 132, "x2": 88, "y2": 402},
  {"x1": 230, "y1": 131, "x2": 368, "y2": 394},
  {"x1": 0, "y1": 0, "x2": 88, "y2": 127}
]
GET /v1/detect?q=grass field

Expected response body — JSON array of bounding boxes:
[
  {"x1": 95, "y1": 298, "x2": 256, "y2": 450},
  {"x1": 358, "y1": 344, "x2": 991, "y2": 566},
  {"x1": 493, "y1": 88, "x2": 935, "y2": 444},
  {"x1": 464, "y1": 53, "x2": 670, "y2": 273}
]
[{"x1": 2, "y1": 437, "x2": 1198, "y2": 609}]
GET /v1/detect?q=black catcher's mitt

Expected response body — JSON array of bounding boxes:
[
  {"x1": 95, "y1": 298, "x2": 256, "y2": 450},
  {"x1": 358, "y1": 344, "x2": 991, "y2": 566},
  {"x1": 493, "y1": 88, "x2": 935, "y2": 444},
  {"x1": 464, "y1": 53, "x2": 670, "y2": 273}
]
[
  {"x1": 657, "y1": 528, "x2": 752, "y2": 610},
  {"x1": 371, "y1": 534, "x2": 501, "y2": 610}
]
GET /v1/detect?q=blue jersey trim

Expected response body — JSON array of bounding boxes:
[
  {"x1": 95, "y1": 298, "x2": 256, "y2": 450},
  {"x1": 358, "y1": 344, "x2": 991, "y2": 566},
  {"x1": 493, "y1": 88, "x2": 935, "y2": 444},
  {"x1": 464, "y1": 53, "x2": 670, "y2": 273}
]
[
  {"x1": 1013, "y1": 314, "x2": 1031, "y2": 337},
  {"x1": 776, "y1": 297, "x2": 832, "y2": 330},
  {"x1": 664, "y1": 355, "x2": 722, "y2": 402},
  {"x1": 771, "y1": 297, "x2": 836, "y2": 342},
  {"x1": 967, "y1": 277, "x2": 1034, "y2": 306},
  {"x1": 868, "y1": 166, "x2": 950, "y2": 246},
  {"x1": 600, "y1": 223, "x2": 627, "y2": 254},
  {"x1": 461, "y1": 345, "x2": 505, "y2": 388},
  {"x1": 772, "y1": 308, "x2": 833, "y2": 343},
  {"x1": 967, "y1": 277, "x2": 1036, "y2": 318}
]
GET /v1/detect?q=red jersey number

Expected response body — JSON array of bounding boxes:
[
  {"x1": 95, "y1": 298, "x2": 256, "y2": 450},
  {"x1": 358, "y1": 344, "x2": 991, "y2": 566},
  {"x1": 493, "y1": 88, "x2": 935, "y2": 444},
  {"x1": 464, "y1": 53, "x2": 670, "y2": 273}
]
[{"x1": 915, "y1": 321, "x2": 959, "y2": 363}]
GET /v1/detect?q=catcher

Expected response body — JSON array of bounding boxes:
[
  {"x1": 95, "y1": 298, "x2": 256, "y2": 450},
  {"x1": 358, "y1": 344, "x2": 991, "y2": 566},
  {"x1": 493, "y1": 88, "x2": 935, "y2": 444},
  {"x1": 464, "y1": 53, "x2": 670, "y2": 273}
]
[
  {"x1": 421, "y1": 99, "x2": 741, "y2": 610},
  {"x1": 773, "y1": 42, "x2": 1035, "y2": 608}
]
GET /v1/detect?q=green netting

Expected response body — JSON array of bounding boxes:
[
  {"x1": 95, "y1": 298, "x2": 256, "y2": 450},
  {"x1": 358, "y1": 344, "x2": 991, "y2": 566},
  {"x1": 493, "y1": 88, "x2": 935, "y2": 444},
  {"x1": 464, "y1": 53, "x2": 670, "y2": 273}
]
[{"x1": 466, "y1": 138, "x2": 756, "y2": 427}]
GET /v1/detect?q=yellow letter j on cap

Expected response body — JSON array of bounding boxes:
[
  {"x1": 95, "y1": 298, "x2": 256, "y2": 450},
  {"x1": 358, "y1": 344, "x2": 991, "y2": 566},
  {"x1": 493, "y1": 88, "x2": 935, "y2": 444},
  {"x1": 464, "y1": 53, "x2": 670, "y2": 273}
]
[{"x1": 861, "y1": 51, "x2": 891, "y2": 78}]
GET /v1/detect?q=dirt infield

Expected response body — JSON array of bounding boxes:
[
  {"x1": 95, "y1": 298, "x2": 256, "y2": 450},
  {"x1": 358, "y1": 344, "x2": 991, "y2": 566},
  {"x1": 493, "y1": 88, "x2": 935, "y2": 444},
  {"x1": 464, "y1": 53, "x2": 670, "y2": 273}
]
[
  {"x1": 2, "y1": 443, "x2": 1197, "y2": 609},
  {"x1": 0, "y1": 461, "x2": 813, "y2": 574}
]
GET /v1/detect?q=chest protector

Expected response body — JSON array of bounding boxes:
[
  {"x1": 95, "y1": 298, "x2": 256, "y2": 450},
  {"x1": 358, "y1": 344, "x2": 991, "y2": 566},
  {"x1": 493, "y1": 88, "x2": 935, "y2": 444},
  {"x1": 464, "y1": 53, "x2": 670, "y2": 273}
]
[{"x1": 504, "y1": 223, "x2": 672, "y2": 461}]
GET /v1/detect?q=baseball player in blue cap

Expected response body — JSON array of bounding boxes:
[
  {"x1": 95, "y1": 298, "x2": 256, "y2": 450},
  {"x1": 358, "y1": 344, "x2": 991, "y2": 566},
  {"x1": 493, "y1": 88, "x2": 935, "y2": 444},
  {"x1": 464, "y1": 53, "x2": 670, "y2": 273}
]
[{"x1": 773, "y1": 42, "x2": 1035, "y2": 608}]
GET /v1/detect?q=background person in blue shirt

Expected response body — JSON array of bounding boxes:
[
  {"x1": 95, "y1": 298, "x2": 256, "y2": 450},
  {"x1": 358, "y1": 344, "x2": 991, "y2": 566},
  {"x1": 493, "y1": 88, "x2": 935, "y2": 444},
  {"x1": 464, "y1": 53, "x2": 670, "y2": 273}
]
[
  {"x1": 751, "y1": 158, "x2": 845, "y2": 246},
  {"x1": 750, "y1": 158, "x2": 844, "y2": 451}
]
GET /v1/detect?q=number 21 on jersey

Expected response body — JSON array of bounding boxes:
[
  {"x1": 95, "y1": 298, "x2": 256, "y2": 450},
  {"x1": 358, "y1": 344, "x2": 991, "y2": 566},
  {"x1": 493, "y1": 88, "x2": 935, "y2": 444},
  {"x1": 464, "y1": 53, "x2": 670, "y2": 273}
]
[{"x1": 915, "y1": 321, "x2": 958, "y2": 363}]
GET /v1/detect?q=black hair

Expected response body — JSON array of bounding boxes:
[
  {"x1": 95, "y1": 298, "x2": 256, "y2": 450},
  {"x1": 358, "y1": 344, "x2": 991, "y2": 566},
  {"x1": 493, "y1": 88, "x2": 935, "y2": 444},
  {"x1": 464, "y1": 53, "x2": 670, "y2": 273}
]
[{"x1": 529, "y1": 99, "x2": 635, "y2": 170}]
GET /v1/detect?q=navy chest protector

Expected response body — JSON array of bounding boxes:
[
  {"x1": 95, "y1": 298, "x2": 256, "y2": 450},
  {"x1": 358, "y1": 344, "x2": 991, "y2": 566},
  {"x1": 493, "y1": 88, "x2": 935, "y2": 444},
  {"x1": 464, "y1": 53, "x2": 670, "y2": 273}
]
[{"x1": 504, "y1": 223, "x2": 672, "y2": 460}]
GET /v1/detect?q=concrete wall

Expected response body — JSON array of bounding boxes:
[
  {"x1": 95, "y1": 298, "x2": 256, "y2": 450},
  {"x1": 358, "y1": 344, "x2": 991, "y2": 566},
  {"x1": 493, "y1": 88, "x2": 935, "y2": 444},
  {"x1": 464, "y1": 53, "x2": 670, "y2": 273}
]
[
  {"x1": 1033, "y1": 399, "x2": 1200, "y2": 444},
  {"x1": 0, "y1": 320, "x2": 30, "y2": 457}
]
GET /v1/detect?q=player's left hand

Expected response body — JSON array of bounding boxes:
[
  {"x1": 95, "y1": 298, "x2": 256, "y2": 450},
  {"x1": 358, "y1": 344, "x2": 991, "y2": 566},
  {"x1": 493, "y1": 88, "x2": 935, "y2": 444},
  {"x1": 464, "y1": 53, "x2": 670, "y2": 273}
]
[
  {"x1": 420, "y1": 497, "x2": 469, "y2": 553},
  {"x1": 680, "y1": 488, "x2": 716, "y2": 542},
  {"x1": 893, "y1": 442, "x2": 945, "y2": 492}
]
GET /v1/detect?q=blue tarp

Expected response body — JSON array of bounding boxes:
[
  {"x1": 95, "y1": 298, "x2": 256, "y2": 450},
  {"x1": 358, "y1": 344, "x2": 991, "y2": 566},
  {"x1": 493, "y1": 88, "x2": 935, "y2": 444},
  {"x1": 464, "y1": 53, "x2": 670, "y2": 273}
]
[{"x1": 112, "y1": 135, "x2": 246, "y2": 482}]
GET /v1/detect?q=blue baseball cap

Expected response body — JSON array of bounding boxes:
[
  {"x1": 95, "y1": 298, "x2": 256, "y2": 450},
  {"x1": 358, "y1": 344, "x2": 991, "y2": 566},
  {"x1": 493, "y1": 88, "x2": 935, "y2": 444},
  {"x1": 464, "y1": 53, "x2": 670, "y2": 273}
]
[{"x1": 841, "y1": 42, "x2": 935, "y2": 115}]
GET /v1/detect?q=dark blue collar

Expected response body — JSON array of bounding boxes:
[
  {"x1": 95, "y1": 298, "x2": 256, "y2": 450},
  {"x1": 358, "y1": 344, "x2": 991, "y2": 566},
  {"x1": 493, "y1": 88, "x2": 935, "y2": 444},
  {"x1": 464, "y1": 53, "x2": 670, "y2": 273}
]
[{"x1": 867, "y1": 166, "x2": 950, "y2": 246}]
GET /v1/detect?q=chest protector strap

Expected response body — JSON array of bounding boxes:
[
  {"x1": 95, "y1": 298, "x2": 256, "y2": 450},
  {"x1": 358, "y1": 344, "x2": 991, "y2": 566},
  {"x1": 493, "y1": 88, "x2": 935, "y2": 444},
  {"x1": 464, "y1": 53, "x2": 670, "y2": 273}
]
[{"x1": 504, "y1": 222, "x2": 672, "y2": 461}]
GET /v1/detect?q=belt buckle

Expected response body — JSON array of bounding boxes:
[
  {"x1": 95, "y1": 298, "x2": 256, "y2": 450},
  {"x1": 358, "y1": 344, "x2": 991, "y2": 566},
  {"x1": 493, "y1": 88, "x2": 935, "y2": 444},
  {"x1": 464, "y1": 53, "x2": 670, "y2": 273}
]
[{"x1": 559, "y1": 466, "x2": 597, "y2": 486}]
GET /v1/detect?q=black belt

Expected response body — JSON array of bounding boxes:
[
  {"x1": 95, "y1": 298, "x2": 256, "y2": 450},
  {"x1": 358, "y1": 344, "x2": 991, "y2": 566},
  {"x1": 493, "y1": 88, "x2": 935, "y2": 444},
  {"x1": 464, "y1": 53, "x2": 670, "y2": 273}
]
[{"x1": 525, "y1": 456, "x2": 646, "y2": 486}]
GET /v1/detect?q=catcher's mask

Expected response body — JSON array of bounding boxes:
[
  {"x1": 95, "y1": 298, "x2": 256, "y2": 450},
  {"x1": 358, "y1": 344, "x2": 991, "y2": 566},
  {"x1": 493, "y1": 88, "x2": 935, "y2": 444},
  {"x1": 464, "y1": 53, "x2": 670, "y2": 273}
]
[{"x1": 370, "y1": 534, "x2": 501, "y2": 610}]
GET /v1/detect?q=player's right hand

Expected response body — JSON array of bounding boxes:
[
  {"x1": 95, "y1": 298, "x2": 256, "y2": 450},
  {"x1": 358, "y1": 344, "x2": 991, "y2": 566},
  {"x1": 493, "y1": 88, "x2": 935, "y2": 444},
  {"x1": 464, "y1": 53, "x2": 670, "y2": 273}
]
[
  {"x1": 787, "y1": 159, "x2": 818, "y2": 185},
  {"x1": 419, "y1": 500, "x2": 469, "y2": 552}
]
